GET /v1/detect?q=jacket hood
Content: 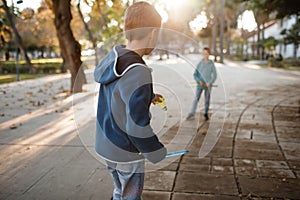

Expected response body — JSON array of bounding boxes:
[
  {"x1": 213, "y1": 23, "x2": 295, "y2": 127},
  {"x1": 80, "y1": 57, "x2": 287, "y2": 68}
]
[{"x1": 94, "y1": 45, "x2": 146, "y2": 85}]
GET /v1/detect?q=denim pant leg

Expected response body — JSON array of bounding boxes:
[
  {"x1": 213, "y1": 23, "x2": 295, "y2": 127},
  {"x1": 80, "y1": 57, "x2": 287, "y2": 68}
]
[
  {"x1": 107, "y1": 162, "x2": 122, "y2": 199},
  {"x1": 190, "y1": 87, "x2": 203, "y2": 114},
  {"x1": 204, "y1": 88, "x2": 211, "y2": 115},
  {"x1": 107, "y1": 161, "x2": 145, "y2": 200}
]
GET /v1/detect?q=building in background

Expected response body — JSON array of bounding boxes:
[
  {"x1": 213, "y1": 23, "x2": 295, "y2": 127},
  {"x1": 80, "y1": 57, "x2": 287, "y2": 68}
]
[{"x1": 247, "y1": 15, "x2": 299, "y2": 59}]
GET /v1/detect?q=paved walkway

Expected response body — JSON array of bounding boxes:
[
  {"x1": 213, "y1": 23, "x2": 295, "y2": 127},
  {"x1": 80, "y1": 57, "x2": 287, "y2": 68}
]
[
  {"x1": 143, "y1": 84, "x2": 300, "y2": 200},
  {"x1": 0, "y1": 56, "x2": 299, "y2": 200}
]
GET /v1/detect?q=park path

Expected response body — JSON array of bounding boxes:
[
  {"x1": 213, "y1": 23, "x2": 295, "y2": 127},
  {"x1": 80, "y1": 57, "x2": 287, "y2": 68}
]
[{"x1": 0, "y1": 54, "x2": 299, "y2": 199}]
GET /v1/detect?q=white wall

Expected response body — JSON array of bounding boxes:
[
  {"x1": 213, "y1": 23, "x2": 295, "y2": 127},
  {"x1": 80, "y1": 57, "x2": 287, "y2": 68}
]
[{"x1": 248, "y1": 16, "x2": 299, "y2": 58}]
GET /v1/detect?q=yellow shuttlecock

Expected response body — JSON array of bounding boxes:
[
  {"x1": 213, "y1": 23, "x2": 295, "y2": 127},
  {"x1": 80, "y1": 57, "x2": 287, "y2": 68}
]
[{"x1": 156, "y1": 97, "x2": 167, "y2": 111}]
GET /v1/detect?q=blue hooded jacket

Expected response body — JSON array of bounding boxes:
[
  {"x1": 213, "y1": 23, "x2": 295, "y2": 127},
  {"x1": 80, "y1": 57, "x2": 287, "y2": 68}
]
[{"x1": 94, "y1": 45, "x2": 166, "y2": 163}]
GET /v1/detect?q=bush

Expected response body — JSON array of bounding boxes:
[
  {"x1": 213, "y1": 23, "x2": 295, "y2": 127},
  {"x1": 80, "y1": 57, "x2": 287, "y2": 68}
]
[
  {"x1": 0, "y1": 74, "x2": 47, "y2": 84},
  {"x1": 1, "y1": 62, "x2": 28, "y2": 73},
  {"x1": 226, "y1": 55, "x2": 244, "y2": 61},
  {"x1": 268, "y1": 57, "x2": 284, "y2": 68},
  {"x1": 268, "y1": 57, "x2": 300, "y2": 68},
  {"x1": 282, "y1": 58, "x2": 300, "y2": 67},
  {"x1": 1, "y1": 60, "x2": 62, "y2": 74},
  {"x1": 35, "y1": 63, "x2": 62, "y2": 73}
]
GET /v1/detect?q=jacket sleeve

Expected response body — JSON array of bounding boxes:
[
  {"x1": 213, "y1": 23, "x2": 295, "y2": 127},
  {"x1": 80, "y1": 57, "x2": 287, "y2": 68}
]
[
  {"x1": 193, "y1": 62, "x2": 203, "y2": 82},
  {"x1": 119, "y1": 66, "x2": 166, "y2": 163},
  {"x1": 209, "y1": 62, "x2": 217, "y2": 84}
]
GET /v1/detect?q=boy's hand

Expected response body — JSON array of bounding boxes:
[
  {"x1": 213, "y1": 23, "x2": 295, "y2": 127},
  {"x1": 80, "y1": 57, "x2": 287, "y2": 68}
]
[
  {"x1": 206, "y1": 83, "x2": 211, "y2": 87},
  {"x1": 152, "y1": 93, "x2": 163, "y2": 104},
  {"x1": 199, "y1": 81, "x2": 204, "y2": 86}
]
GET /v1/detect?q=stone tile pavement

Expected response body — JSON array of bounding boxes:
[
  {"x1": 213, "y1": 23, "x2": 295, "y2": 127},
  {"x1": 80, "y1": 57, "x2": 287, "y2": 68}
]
[
  {"x1": 143, "y1": 84, "x2": 300, "y2": 200},
  {"x1": 0, "y1": 65, "x2": 299, "y2": 200}
]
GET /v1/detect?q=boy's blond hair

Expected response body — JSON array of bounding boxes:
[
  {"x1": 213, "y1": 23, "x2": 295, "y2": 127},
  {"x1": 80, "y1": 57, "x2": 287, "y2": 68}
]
[{"x1": 124, "y1": 1, "x2": 161, "y2": 41}]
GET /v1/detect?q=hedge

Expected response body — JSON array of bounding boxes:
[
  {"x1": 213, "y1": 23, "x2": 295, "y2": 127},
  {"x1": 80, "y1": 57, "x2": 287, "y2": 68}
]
[{"x1": 0, "y1": 61, "x2": 63, "y2": 74}]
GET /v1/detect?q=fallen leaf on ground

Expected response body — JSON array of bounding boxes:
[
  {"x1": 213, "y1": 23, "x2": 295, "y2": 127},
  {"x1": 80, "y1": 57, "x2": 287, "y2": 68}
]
[
  {"x1": 63, "y1": 90, "x2": 72, "y2": 94},
  {"x1": 10, "y1": 124, "x2": 17, "y2": 129},
  {"x1": 200, "y1": 129, "x2": 207, "y2": 135},
  {"x1": 25, "y1": 92, "x2": 33, "y2": 96}
]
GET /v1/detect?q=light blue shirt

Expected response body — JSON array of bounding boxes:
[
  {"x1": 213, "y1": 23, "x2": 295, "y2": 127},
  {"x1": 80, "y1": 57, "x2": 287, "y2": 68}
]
[{"x1": 193, "y1": 59, "x2": 217, "y2": 88}]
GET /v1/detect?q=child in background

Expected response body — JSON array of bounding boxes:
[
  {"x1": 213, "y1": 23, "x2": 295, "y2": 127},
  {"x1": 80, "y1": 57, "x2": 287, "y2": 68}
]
[{"x1": 186, "y1": 47, "x2": 217, "y2": 121}]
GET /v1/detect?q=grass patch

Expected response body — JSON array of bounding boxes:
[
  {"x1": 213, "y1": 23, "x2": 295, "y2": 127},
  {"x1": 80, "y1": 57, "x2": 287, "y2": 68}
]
[
  {"x1": 0, "y1": 58, "x2": 64, "y2": 84},
  {"x1": 1, "y1": 58, "x2": 63, "y2": 74},
  {"x1": 0, "y1": 74, "x2": 49, "y2": 84},
  {"x1": 0, "y1": 57, "x2": 100, "y2": 84},
  {"x1": 225, "y1": 55, "x2": 260, "y2": 62}
]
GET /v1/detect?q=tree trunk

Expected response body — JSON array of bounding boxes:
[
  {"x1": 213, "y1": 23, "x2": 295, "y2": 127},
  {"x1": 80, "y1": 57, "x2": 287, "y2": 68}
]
[
  {"x1": 52, "y1": 0, "x2": 85, "y2": 93},
  {"x1": 226, "y1": 20, "x2": 231, "y2": 55},
  {"x1": 256, "y1": 23, "x2": 261, "y2": 60},
  {"x1": 77, "y1": 1, "x2": 99, "y2": 66},
  {"x1": 0, "y1": 60, "x2": 2, "y2": 74},
  {"x1": 212, "y1": 0, "x2": 218, "y2": 62},
  {"x1": 2, "y1": 0, "x2": 35, "y2": 73},
  {"x1": 241, "y1": 42, "x2": 244, "y2": 57},
  {"x1": 262, "y1": 23, "x2": 265, "y2": 60},
  {"x1": 251, "y1": 37, "x2": 255, "y2": 58},
  {"x1": 208, "y1": 36, "x2": 212, "y2": 51},
  {"x1": 219, "y1": 0, "x2": 225, "y2": 63},
  {"x1": 294, "y1": 43, "x2": 298, "y2": 59},
  {"x1": 96, "y1": 1, "x2": 108, "y2": 29},
  {"x1": 61, "y1": 54, "x2": 67, "y2": 73}
]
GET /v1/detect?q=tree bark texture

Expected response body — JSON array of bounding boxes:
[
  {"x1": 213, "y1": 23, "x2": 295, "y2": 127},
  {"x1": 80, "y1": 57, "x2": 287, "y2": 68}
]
[
  {"x1": 52, "y1": 0, "x2": 84, "y2": 93},
  {"x1": 219, "y1": 0, "x2": 225, "y2": 63},
  {"x1": 256, "y1": 23, "x2": 261, "y2": 60},
  {"x1": 212, "y1": 0, "x2": 218, "y2": 62},
  {"x1": 294, "y1": 44, "x2": 298, "y2": 59}
]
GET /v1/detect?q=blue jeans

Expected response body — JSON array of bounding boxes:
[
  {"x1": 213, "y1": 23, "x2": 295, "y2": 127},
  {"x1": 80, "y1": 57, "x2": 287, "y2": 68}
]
[
  {"x1": 107, "y1": 160, "x2": 145, "y2": 200},
  {"x1": 190, "y1": 87, "x2": 211, "y2": 115}
]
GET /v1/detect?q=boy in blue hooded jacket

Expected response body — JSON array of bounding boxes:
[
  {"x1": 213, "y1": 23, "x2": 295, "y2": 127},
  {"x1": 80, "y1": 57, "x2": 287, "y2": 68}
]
[{"x1": 94, "y1": 2, "x2": 166, "y2": 199}]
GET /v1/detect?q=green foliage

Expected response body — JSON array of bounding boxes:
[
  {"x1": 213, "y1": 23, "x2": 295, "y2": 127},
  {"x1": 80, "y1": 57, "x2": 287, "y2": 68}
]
[
  {"x1": 268, "y1": 57, "x2": 300, "y2": 69},
  {"x1": 1, "y1": 59, "x2": 62, "y2": 74},
  {"x1": 16, "y1": 5, "x2": 59, "y2": 52},
  {"x1": 246, "y1": 0, "x2": 270, "y2": 25},
  {"x1": 88, "y1": 0, "x2": 126, "y2": 45},
  {"x1": 244, "y1": 0, "x2": 300, "y2": 20},
  {"x1": 267, "y1": 0, "x2": 300, "y2": 19},
  {"x1": 268, "y1": 57, "x2": 284, "y2": 68},
  {"x1": 281, "y1": 22, "x2": 300, "y2": 46},
  {"x1": 263, "y1": 36, "x2": 278, "y2": 51},
  {"x1": 0, "y1": 74, "x2": 48, "y2": 84},
  {"x1": 0, "y1": 6, "x2": 12, "y2": 48},
  {"x1": 282, "y1": 58, "x2": 300, "y2": 67},
  {"x1": 280, "y1": 21, "x2": 300, "y2": 58}
]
